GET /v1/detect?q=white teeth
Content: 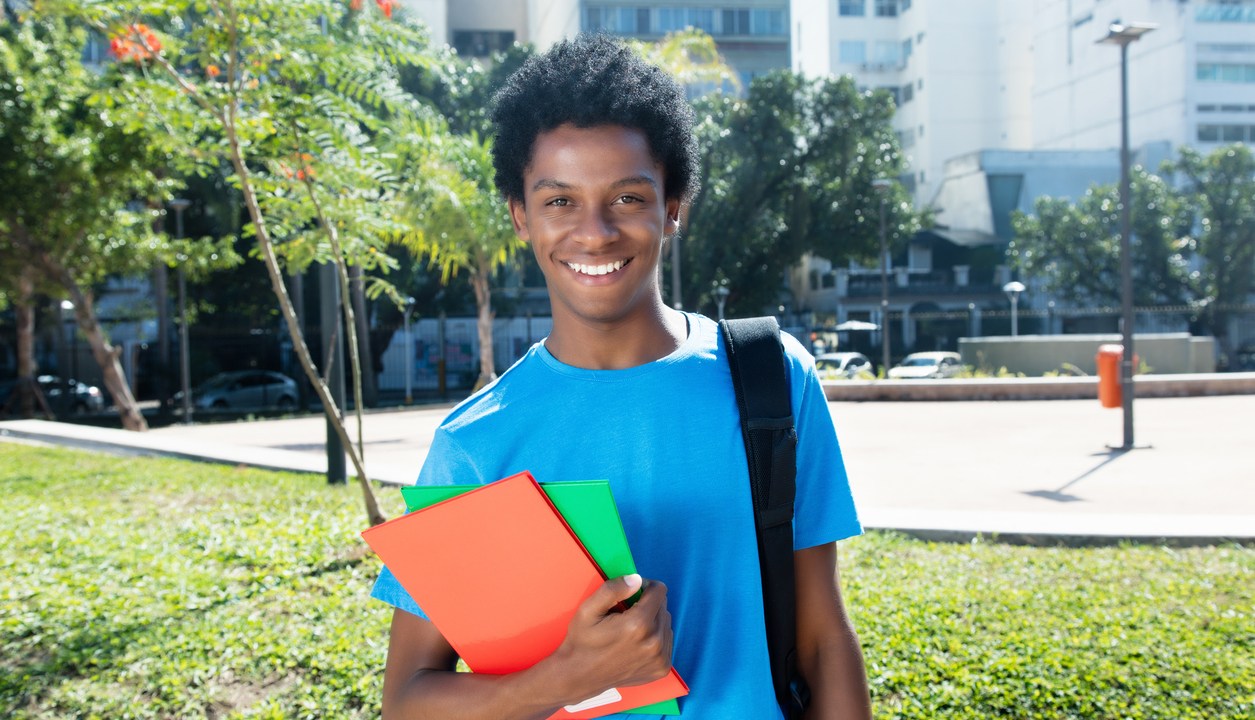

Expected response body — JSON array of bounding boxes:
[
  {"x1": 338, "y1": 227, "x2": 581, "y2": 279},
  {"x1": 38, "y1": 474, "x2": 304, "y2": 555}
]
[{"x1": 567, "y1": 259, "x2": 627, "y2": 276}]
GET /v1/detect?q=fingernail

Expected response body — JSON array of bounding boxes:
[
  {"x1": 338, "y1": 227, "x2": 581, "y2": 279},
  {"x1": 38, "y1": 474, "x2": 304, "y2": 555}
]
[{"x1": 623, "y1": 573, "x2": 642, "y2": 592}]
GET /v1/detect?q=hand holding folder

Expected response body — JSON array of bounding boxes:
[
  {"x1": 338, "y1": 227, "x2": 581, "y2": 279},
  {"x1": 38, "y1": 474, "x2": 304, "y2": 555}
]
[{"x1": 363, "y1": 472, "x2": 687, "y2": 719}]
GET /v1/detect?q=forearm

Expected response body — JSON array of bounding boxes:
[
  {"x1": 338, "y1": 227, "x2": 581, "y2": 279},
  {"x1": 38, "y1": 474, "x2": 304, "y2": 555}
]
[
  {"x1": 383, "y1": 656, "x2": 592, "y2": 720},
  {"x1": 799, "y1": 620, "x2": 872, "y2": 720}
]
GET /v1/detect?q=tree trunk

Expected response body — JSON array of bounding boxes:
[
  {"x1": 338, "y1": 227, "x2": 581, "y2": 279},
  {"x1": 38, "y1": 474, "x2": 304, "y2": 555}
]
[
  {"x1": 68, "y1": 285, "x2": 148, "y2": 432},
  {"x1": 13, "y1": 268, "x2": 38, "y2": 418},
  {"x1": 349, "y1": 264, "x2": 378, "y2": 407},
  {"x1": 471, "y1": 264, "x2": 497, "y2": 391},
  {"x1": 19, "y1": 233, "x2": 148, "y2": 431}
]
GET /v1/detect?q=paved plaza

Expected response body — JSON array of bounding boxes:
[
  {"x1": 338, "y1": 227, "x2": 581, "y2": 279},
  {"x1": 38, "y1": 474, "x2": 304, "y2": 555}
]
[{"x1": 3, "y1": 394, "x2": 1252, "y2": 543}]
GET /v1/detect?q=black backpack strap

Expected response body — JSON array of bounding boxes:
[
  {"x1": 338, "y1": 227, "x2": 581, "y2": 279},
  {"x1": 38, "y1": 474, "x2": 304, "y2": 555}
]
[{"x1": 720, "y1": 317, "x2": 809, "y2": 718}]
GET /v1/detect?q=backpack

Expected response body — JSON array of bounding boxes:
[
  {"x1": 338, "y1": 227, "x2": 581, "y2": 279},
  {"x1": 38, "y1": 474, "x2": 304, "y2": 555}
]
[{"x1": 719, "y1": 317, "x2": 810, "y2": 719}]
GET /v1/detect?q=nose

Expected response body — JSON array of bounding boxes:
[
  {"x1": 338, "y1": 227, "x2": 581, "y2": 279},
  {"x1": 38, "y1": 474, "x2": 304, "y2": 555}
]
[{"x1": 570, "y1": 205, "x2": 618, "y2": 249}]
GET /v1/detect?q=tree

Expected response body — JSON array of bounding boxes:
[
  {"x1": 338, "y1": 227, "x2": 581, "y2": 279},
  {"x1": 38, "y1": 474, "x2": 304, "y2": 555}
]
[
  {"x1": 0, "y1": 13, "x2": 234, "y2": 430},
  {"x1": 629, "y1": 27, "x2": 741, "y2": 94},
  {"x1": 388, "y1": 127, "x2": 523, "y2": 389},
  {"x1": 1009, "y1": 166, "x2": 1195, "y2": 309},
  {"x1": 1169, "y1": 144, "x2": 1255, "y2": 361},
  {"x1": 80, "y1": 0, "x2": 440, "y2": 526},
  {"x1": 681, "y1": 71, "x2": 919, "y2": 316}
]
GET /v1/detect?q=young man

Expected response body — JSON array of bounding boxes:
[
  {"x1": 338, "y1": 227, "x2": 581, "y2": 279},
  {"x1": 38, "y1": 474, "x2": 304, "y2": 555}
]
[{"x1": 372, "y1": 34, "x2": 872, "y2": 719}]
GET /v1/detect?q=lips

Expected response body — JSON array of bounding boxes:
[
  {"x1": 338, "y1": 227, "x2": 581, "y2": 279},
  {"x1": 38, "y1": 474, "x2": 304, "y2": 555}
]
[{"x1": 565, "y1": 258, "x2": 630, "y2": 276}]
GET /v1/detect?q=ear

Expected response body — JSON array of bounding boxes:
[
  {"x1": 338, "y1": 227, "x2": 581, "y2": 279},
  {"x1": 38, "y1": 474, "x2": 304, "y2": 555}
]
[
  {"x1": 508, "y1": 197, "x2": 530, "y2": 242},
  {"x1": 664, "y1": 198, "x2": 681, "y2": 236}
]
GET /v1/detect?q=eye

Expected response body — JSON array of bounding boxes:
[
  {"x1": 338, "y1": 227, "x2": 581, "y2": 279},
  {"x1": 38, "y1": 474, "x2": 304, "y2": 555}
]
[
  {"x1": 614, "y1": 194, "x2": 643, "y2": 205},
  {"x1": 546, "y1": 197, "x2": 570, "y2": 207}
]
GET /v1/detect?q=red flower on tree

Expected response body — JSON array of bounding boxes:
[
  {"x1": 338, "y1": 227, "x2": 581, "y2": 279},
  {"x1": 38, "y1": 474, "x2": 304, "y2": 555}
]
[
  {"x1": 349, "y1": 0, "x2": 364, "y2": 10},
  {"x1": 109, "y1": 23, "x2": 162, "y2": 62},
  {"x1": 206, "y1": 64, "x2": 221, "y2": 78},
  {"x1": 375, "y1": 0, "x2": 393, "y2": 18}
]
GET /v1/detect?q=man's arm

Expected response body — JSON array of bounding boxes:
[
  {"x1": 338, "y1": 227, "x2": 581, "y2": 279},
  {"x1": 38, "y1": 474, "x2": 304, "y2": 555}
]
[
  {"x1": 381, "y1": 574, "x2": 674, "y2": 720},
  {"x1": 794, "y1": 542, "x2": 872, "y2": 720}
]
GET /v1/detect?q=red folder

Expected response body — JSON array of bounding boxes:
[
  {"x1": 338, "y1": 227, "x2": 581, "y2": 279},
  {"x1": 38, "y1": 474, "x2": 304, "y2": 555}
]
[{"x1": 362, "y1": 471, "x2": 688, "y2": 719}]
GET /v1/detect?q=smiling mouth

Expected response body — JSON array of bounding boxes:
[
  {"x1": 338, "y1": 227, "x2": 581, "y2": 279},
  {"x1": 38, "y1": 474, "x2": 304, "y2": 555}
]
[{"x1": 565, "y1": 258, "x2": 631, "y2": 276}]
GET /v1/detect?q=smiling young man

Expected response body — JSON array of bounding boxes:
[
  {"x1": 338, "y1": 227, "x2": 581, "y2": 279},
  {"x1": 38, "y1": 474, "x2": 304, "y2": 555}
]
[{"x1": 371, "y1": 35, "x2": 872, "y2": 719}]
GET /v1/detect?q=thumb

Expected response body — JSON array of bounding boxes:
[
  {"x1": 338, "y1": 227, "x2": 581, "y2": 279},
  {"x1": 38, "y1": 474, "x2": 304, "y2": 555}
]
[{"x1": 582, "y1": 574, "x2": 643, "y2": 616}]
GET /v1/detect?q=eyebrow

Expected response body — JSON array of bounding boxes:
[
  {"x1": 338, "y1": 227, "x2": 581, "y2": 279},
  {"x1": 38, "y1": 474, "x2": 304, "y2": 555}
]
[{"x1": 529, "y1": 175, "x2": 660, "y2": 192}]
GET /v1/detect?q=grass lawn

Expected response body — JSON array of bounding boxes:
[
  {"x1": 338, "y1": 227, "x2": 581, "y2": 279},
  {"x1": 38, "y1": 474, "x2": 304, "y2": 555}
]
[{"x1": 1, "y1": 443, "x2": 1251, "y2": 719}]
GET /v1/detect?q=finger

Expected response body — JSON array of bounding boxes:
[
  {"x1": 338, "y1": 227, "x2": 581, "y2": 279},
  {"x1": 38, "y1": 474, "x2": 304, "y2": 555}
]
[{"x1": 578, "y1": 574, "x2": 643, "y2": 619}]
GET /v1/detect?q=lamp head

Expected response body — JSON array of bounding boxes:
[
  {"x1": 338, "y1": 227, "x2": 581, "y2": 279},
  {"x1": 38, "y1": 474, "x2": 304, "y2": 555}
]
[{"x1": 1097, "y1": 21, "x2": 1156, "y2": 46}]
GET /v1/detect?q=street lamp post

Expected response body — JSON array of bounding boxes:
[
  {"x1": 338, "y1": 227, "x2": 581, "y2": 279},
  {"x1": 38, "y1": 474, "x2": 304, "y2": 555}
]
[
  {"x1": 872, "y1": 178, "x2": 894, "y2": 375},
  {"x1": 403, "y1": 296, "x2": 416, "y2": 405},
  {"x1": 60, "y1": 300, "x2": 76, "y2": 416},
  {"x1": 1002, "y1": 281, "x2": 1026, "y2": 337},
  {"x1": 169, "y1": 198, "x2": 193, "y2": 425},
  {"x1": 714, "y1": 285, "x2": 730, "y2": 321},
  {"x1": 1099, "y1": 20, "x2": 1155, "y2": 450}
]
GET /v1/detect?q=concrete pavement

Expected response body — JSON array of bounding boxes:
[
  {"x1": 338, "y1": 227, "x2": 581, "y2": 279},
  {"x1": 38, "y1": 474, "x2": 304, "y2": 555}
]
[{"x1": 3, "y1": 394, "x2": 1252, "y2": 544}]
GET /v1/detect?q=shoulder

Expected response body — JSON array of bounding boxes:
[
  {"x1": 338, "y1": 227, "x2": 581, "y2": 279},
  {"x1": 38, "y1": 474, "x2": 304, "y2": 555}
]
[{"x1": 436, "y1": 344, "x2": 546, "y2": 434}]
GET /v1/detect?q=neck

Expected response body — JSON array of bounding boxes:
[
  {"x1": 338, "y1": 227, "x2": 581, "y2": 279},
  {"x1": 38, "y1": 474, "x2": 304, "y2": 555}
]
[{"x1": 545, "y1": 304, "x2": 688, "y2": 370}]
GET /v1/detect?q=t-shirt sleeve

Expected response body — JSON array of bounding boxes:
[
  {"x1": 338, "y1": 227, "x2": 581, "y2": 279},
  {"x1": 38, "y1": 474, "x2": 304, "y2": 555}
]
[
  {"x1": 783, "y1": 334, "x2": 863, "y2": 549},
  {"x1": 368, "y1": 428, "x2": 478, "y2": 617}
]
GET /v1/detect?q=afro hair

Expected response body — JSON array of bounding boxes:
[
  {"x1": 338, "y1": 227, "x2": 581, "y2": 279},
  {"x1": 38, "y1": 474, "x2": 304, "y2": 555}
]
[{"x1": 489, "y1": 34, "x2": 700, "y2": 205}]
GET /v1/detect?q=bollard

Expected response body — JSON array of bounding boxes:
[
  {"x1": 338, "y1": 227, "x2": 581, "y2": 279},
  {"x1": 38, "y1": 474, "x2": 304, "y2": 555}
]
[{"x1": 1096, "y1": 344, "x2": 1123, "y2": 408}]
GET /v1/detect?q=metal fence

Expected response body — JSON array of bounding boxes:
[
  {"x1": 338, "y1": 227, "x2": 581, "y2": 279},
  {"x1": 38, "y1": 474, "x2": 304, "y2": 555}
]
[{"x1": 3, "y1": 304, "x2": 1253, "y2": 413}]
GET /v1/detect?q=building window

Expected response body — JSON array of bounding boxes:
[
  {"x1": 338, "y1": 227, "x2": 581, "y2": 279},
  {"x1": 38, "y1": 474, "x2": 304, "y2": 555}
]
[
  {"x1": 750, "y1": 8, "x2": 786, "y2": 35},
  {"x1": 900, "y1": 0, "x2": 912, "y2": 10},
  {"x1": 839, "y1": 0, "x2": 865, "y2": 17},
  {"x1": 1196, "y1": 1, "x2": 1255, "y2": 23},
  {"x1": 900, "y1": 82, "x2": 914, "y2": 103},
  {"x1": 1198, "y1": 124, "x2": 1255, "y2": 142},
  {"x1": 839, "y1": 40, "x2": 867, "y2": 65},
  {"x1": 883, "y1": 85, "x2": 901, "y2": 105},
  {"x1": 1197, "y1": 42, "x2": 1255, "y2": 53},
  {"x1": 690, "y1": 8, "x2": 715, "y2": 33},
  {"x1": 875, "y1": 0, "x2": 899, "y2": 17},
  {"x1": 722, "y1": 8, "x2": 750, "y2": 34},
  {"x1": 584, "y1": 6, "x2": 649, "y2": 34},
  {"x1": 902, "y1": 37, "x2": 913, "y2": 62},
  {"x1": 657, "y1": 7, "x2": 685, "y2": 32},
  {"x1": 872, "y1": 40, "x2": 901, "y2": 65},
  {"x1": 1197, "y1": 62, "x2": 1255, "y2": 82},
  {"x1": 452, "y1": 30, "x2": 516, "y2": 57}
]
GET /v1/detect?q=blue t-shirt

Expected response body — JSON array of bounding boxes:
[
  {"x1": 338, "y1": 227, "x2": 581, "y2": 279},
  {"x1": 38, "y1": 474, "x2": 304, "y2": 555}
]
[{"x1": 371, "y1": 313, "x2": 861, "y2": 719}]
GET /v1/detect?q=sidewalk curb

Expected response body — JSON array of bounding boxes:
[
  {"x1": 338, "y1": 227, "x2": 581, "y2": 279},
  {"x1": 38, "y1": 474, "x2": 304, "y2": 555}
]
[{"x1": 6, "y1": 418, "x2": 1250, "y2": 547}]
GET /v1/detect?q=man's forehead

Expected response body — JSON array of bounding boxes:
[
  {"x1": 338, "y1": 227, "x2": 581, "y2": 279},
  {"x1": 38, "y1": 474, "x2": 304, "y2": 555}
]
[{"x1": 524, "y1": 125, "x2": 666, "y2": 191}]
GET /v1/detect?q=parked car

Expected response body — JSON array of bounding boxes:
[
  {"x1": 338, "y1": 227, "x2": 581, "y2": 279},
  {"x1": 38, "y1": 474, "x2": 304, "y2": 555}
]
[
  {"x1": 815, "y1": 352, "x2": 873, "y2": 379},
  {"x1": 0, "y1": 375, "x2": 106, "y2": 415},
  {"x1": 182, "y1": 370, "x2": 298, "y2": 410},
  {"x1": 888, "y1": 351, "x2": 964, "y2": 379}
]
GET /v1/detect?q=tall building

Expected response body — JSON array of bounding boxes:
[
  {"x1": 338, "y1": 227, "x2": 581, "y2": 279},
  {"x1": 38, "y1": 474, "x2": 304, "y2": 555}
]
[
  {"x1": 791, "y1": 0, "x2": 1033, "y2": 207},
  {"x1": 1033, "y1": 0, "x2": 1255, "y2": 157},
  {"x1": 405, "y1": 0, "x2": 790, "y2": 83},
  {"x1": 793, "y1": 0, "x2": 1255, "y2": 208}
]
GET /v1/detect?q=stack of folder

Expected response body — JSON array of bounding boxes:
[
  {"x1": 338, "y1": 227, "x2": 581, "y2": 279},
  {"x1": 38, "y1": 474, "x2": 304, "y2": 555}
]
[{"x1": 362, "y1": 471, "x2": 688, "y2": 718}]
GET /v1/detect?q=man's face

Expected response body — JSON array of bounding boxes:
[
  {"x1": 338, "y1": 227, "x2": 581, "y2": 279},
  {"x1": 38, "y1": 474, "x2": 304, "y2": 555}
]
[{"x1": 509, "y1": 124, "x2": 680, "y2": 329}]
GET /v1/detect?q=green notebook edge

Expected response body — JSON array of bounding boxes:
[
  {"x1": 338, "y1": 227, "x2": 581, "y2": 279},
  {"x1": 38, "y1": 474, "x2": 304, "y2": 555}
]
[{"x1": 400, "y1": 481, "x2": 680, "y2": 717}]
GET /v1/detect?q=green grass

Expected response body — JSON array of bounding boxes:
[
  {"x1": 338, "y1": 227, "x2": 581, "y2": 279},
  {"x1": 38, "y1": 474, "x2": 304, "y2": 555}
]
[{"x1": 1, "y1": 443, "x2": 1252, "y2": 719}]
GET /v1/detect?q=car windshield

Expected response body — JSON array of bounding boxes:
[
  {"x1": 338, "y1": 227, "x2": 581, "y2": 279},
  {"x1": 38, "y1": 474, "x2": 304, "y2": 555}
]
[
  {"x1": 902, "y1": 357, "x2": 939, "y2": 367},
  {"x1": 198, "y1": 375, "x2": 239, "y2": 391}
]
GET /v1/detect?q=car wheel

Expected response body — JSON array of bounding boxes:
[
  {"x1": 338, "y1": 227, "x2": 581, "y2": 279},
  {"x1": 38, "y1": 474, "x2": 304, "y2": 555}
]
[{"x1": 276, "y1": 395, "x2": 295, "y2": 410}]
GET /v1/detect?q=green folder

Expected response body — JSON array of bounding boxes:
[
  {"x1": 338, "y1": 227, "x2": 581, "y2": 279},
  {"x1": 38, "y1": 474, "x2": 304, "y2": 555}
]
[{"x1": 402, "y1": 480, "x2": 680, "y2": 716}]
